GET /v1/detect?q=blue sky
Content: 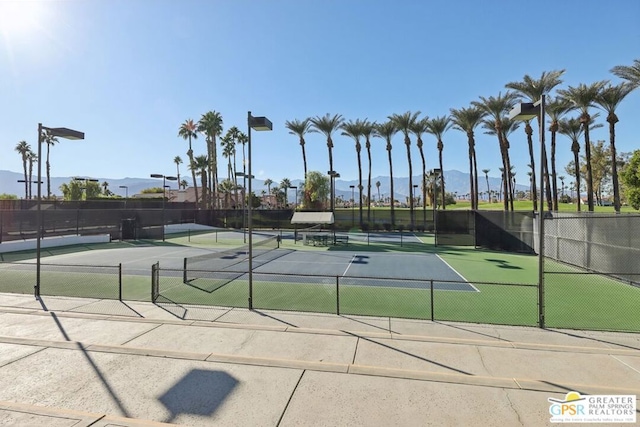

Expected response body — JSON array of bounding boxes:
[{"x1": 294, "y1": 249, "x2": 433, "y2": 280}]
[{"x1": 1, "y1": 0, "x2": 639, "y2": 194}]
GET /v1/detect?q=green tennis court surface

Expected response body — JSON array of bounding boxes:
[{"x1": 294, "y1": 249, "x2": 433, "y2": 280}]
[{"x1": 1, "y1": 230, "x2": 638, "y2": 331}]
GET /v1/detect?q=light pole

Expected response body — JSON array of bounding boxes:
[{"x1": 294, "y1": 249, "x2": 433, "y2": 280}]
[
  {"x1": 509, "y1": 94, "x2": 546, "y2": 328},
  {"x1": 349, "y1": 185, "x2": 355, "y2": 227},
  {"x1": 150, "y1": 174, "x2": 178, "y2": 241},
  {"x1": 35, "y1": 124, "x2": 84, "y2": 298},
  {"x1": 327, "y1": 171, "x2": 340, "y2": 212},
  {"x1": 248, "y1": 112, "x2": 272, "y2": 310},
  {"x1": 235, "y1": 172, "x2": 247, "y2": 243}
]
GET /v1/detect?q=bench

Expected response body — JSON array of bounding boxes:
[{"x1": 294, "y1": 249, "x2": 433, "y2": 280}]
[{"x1": 333, "y1": 235, "x2": 349, "y2": 245}]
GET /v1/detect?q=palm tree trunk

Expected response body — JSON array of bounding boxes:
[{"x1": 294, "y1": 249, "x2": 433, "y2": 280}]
[
  {"x1": 356, "y1": 147, "x2": 363, "y2": 227},
  {"x1": 300, "y1": 137, "x2": 307, "y2": 179},
  {"x1": 418, "y1": 142, "x2": 427, "y2": 224},
  {"x1": 327, "y1": 137, "x2": 334, "y2": 174},
  {"x1": 542, "y1": 149, "x2": 553, "y2": 211},
  {"x1": 22, "y1": 159, "x2": 28, "y2": 199},
  {"x1": 497, "y1": 132, "x2": 509, "y2": 211},
  {"x1": 405, "y1": 138, "x2": 414, "y2": 222},
  {"x1": 366, "y1": 140, "x2": 372, "y2": 223},
  {"x1": 551, "y1": 131, "x2": 559, "y2": 211},
  {"x1": 187, "y1": 143, "x2": 199, "y2": 208},
  {"x1": 438, "y1": 143, "x2": 445, "y2": 209},
  {"x1": 467, "y1": 135, "x2": 474, "y2": 210},
  {"x1": 525, "y1": 123, "x2": 538, "y2": 211},
  {"x1": 387, "y1": 148, "x2": 395, "y2": 226},
  {"x1": 608, "y1": 116, "x2": 621, "y2": 213},
  {"x1": 46, "y1": 144, "x2": 51, "y2": 199},
  {"x1": 572, "y1": 143, "x2": 581, "y2": 212},
  {"x1": 472, "y1": 147, "x2": 479, "y2": 209},
  {"x1": 582, "y1": 115, "x2": 595, "y2": 211}
]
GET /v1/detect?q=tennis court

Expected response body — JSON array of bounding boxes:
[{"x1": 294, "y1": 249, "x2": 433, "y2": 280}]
[{"x1": 1, "y1": 228, "x2": 639, "y2": 330}]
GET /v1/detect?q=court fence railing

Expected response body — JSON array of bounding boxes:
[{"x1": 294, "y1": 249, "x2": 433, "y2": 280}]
[
  {"x1": 150, "y1": 266, "x2": 640, "y2": 332},
  {"x1": 0, "y1": 261, "x2": 124, "y2": 300}
]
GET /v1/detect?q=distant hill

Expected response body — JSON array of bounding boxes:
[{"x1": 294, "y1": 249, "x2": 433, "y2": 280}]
[{"x1": 0, "y1": 169, "x2": 525, "y2": 201}]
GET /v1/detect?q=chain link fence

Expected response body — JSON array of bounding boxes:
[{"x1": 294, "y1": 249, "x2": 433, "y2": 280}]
[
  {"x1": 540, "y1": 212, "x2": 640, "y2": 331},
  {"x1": 0, "y1": 261, "x2": 123, "y2": 299},
  {"x1": 151, "y1": 267, "x2": 539, "y2": 326}
]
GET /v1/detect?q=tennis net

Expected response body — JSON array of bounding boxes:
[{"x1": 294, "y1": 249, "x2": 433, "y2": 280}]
[{"x1": 183, "y1": 235, "x2": 279, "y2": 283}]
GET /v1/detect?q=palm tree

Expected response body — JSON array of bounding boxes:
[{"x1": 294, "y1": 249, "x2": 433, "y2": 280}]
[
  {"x1": 180, "y1": 179, "x2": 188, "y2": 190},
  {"x1": 220, "y1": 134, "x2": 234, "y2": 182},
  {"x1": 264, "y1": 178, "x2": 273, "y2": 196},
  {"x1": 101, "y1": 181, "x2": 111, "y2": 196},
  {"x1": 611, "y1": 59, "x2": 640, "y2": 88},
  {"x1": 558, "y1": 118, "x2": 584, "y2": 211},
  {"x1": 450, "y1": 106, "x2": 486, "y2": 210},
  {"x1": 341, "y1": 119, "x2": 365, "y2": 226},
  {"x1": 173, "y1": 156, "x2": 182, "y2": 186},
  {"x1": 375, "y1": 180, "x2": 381, "y2": 202},
  {"x1": 309, "y1": 114, "x2": 344, "y2": 174},
  {"x1": 482, "y1": 116, "x2": 521, "y2": 210},
  {"x1": 41, "y1": 130, "x2": 59, "y2": 199},
  {"x1": 390, "y1": 112, "x2": 420, "y2": 224},
  {"x1": 374, "y1": 121, "x2": 397, "y2": 225},
  {"x1": 218, "y1": 179, "x2": 235, "y2": 210},
  {"x1": 361, "y1": 120, "x2": 376, "y2": 222},
  {"x1": 546, "y1": 97, "x2": 572, "y2": 211},
  {"x1": 426, "y1": 116, "x2": 451, "y2": 209},
  {"x1": 280, "y1": 178, "x2": 292, "y2": 207},
  {"x1": 482, "y1": 169, "x2": 491, "y2": 203},
  {"x1": 178, "y1": 119, "x2": 199, "y2": 207},
  {"x1": 15, "y1": 141, "x2": 30, "y2": 199},
  {"x1": 506, "y1": 70, "x2": 565, "y2": 211},
  {"x1": 198, "y1": 111, "x2": 224, "y2": 208},
  {"x1": 559, "y1": 176, "x2": 565, "y2": 198},
  {"x1": 596, "y1": 82, "x2": 634, "y2": 212},
  {"x1": 192, "y1": 155, "x2": 209, "y2": 209},
  {"x1": 410, "y1": 116, "x2": 430, "y2": 220},
  {"x1": 558, "y1": 81, "x2": 608, "y2": 211},
  {"x1": 285, "y1": 118, "x2": 312, "y2": 179},
  {"x1": 472, "y1": 92, "x2": 518, "y2": 210}
]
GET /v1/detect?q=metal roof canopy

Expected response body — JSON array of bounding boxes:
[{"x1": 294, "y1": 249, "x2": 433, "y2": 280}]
[{"x1": 291, "y1": 212, "x2": 334, "y2": 224}]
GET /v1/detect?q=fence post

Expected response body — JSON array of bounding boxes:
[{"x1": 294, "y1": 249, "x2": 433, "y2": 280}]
[
  {"x1": 430, "y1": 279, "x2": 434, "y2": 321},
  {"x1": 183, "y1": 258, "x2": 187, "y2": 283},
  {"x1": 336, "y1": 276, "x2": 340, "y2": 315},
  {"x1": 118, "y1": 263, "x2": 122, "y2": 301},
  {"x1": 151, "y1": 262, "x2": 159, "y2": 303}
]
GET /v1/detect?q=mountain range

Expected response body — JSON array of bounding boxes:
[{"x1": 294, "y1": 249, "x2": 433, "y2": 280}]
[{"x1": 0, "y1": 169, "x2": 528, "y2": 201}]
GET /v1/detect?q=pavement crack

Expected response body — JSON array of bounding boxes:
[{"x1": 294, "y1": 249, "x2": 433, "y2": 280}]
[
  {"x1": 505, "y1": 391, "x2": 524, "y2": 426},
  {"x1": 475, "y1": 345, "x2": 491, "y2": 375}
]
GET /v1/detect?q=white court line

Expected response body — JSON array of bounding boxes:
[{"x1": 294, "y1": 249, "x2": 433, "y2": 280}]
[
  {"x1": 435, "y1": 254, "x2": 480, "y2": 292},
  {"x1": 342, "y1": 255, "x2": 356, "y2": 276}
]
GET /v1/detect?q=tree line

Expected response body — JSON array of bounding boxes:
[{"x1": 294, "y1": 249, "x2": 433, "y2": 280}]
[{"x1": 285, "y1": 60, "x2": 639, "y2": 225}]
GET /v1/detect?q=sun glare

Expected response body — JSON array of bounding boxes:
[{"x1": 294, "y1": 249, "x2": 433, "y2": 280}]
[{"x1": 0, "y1": 0, "x2": 44, "y2": 38}]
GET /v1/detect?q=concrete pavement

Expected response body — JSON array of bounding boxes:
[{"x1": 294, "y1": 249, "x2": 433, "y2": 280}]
[{"x1": 0, "y1": 293, "x2": 638, "y2": 426}]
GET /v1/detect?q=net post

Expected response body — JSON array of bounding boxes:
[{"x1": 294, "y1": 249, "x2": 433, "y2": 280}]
[
  {"x1": 336, "y1": 276, "x2": 340, "y2": 315},
  {"x1": 118, "y1": 263, "x2": 122, "y2": 301},
  {"x1": 183, "y1": 257, "x2": 187, "y2": 283},
  {"x1": 430, "y1": 279, "x2": 434, "y2": 321}
]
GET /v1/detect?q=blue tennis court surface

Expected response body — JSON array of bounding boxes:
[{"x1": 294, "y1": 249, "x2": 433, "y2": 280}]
[{"x1": 202, "y1": 249, "x2": 477, "y2": 292}]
